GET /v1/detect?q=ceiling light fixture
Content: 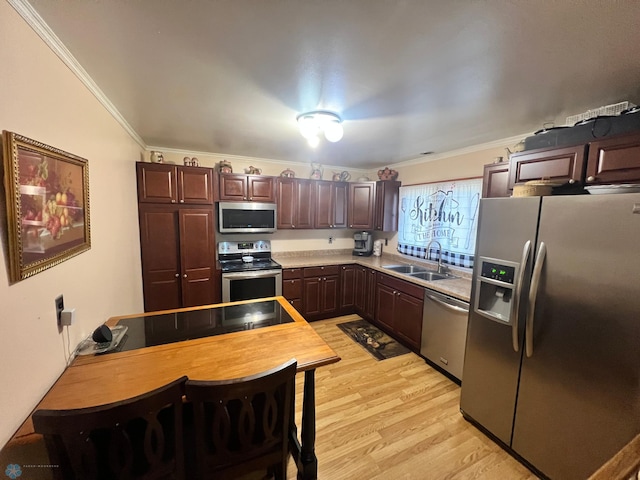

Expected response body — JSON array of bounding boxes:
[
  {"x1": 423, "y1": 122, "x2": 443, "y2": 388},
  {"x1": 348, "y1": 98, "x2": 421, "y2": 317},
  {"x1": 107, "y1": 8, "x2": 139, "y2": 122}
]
[{"x1": 297, "y1": 111, "x2": 344, "y2": 147}]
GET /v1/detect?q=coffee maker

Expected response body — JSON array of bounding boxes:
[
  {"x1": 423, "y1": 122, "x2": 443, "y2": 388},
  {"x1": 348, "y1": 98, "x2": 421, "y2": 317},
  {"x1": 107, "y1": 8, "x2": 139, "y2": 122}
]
[{"x1": 353, "y1": 231, "x2": 373, "y2": 256}]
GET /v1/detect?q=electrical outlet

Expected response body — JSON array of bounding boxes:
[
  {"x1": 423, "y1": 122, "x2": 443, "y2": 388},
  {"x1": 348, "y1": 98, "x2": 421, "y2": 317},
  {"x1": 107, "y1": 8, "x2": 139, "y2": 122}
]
[
  {"x1": 55, "y1": 295, "x2": 64, "y2": 327},
  {"x1": 328, "y1": 236, "x2": 333, "y2": 244}
]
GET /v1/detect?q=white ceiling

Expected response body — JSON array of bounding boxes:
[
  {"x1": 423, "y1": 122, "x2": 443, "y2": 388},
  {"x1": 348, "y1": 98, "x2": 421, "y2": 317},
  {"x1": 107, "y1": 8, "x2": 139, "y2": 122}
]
[{"x1": 22, "y1": 0, "x2": 640, "y2": 169}]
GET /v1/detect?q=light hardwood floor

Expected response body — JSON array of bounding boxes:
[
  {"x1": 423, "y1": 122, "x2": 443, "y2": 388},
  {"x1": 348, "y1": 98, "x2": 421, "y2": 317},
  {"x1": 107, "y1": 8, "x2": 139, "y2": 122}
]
[{"x1": 287, "y1": 315, "x2": 540, "y2": 480}]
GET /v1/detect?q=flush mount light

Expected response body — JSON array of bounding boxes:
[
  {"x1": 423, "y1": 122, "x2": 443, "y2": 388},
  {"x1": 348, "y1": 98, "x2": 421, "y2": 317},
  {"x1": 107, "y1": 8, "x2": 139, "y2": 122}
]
[{"x1": 297, "y1": 111, "x2": 344, "y2": 147}]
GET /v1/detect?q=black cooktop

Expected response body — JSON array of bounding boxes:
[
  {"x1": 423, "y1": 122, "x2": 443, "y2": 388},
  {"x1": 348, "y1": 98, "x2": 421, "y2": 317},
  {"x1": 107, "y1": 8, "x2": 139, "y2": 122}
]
[
  {"x1": 105, "y1": 300, "x2": 294, "y2": 354},
  {"x1": 219, "y1": 258, "x2": 281, "y2": 273}
]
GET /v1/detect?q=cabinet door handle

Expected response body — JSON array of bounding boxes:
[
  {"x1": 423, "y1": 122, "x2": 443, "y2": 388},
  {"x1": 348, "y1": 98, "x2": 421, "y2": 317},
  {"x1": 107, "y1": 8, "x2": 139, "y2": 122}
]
[
  {"x1": 568, "y1": 179, "x2": 575, "y2": 184},
  {"x1": 175, "y1": 273, "x2": 180, "y2": 278},
  {"x1": 292, "y1": 225, "x2": 296, "y2": 228},
  {"x1": 183, "y1": 274, "x2": 187, "y2": 278},
  {"x1": 350, "y1": 224, "x2": 353, "y2": 227},
  {"x1": 171, "y1": 199, "x2": 176, "y2": 203},
  {"x1": 587, "y1": 176, "x2": 596, "y2": 182},
  {"x1": 323, "y1": 277, "x2": 326, "y2": 281},
  {"x1": 179, "y1": 199, "x2": 184, "y2": 203}
]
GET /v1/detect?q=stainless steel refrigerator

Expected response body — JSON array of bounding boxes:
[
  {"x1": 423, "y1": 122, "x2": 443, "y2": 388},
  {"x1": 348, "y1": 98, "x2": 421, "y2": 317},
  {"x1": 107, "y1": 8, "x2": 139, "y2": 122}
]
[{"x1": 460, "y1": 194, "x2": 640, "y2": 480}]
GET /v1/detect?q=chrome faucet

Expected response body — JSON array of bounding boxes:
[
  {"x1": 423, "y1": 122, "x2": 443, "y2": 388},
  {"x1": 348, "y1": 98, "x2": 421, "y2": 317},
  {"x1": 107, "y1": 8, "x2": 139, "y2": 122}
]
[{"x1": 426, "y1": 239, "x2": 449, "y2": 274}]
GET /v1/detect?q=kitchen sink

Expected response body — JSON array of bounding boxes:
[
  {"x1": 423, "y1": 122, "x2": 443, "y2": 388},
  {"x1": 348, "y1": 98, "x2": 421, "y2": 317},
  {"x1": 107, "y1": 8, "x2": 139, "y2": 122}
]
[
  {"x1": 382, "y1": 264, "x2": 458, "y2": 281},
  {"x1": 382, "y1": 264, "x2": 429, "y2": 274},
  {"x1": 408, "y1": 271, "x2": 458, "y2": 281}
]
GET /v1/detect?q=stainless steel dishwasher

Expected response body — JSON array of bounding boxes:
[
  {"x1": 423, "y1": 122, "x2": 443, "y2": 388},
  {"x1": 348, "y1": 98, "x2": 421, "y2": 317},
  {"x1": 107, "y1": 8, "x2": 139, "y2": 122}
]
[{"x1": 420, "y1": 289, "x2": 469, "y2": 382}]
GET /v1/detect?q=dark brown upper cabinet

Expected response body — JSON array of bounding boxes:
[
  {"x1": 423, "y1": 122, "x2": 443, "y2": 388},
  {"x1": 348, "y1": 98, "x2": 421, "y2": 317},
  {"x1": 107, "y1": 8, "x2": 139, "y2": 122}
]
[
  {"x1": 585, "y1": 131, "x2": 640, "y2": 185},
  {"x1": 482, "y1": 162, "x2": 511, "y2": 198},
  {"x1": 137, "y1": 162, "x2": 214, "y2": 204},
  {"x1": 375, "y1": 180, "x2": 401, "y2": 231},
  {"x1": 508, "y1": 145, "x2": 587, "y2": 188},
  {"x1": 276, "y1": 178, "x2": 315, "y2": 229},
  {"x1": 348, "y1": 182, "x2": 376, "y2": 229},
  {"x1": 219, "y1": 173, "x2": 275, "y2": 202},
  {"x1": 315, "y1": 180, "x2": 348, "y2": 229},
  {"x1": 348, "y1": 181, "x2": 401, "y2": 231}
]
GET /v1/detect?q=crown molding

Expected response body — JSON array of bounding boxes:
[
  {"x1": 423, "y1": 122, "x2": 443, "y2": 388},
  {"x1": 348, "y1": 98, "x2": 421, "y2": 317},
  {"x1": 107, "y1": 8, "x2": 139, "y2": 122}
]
[
  {"x1": 8, "y1": 0, "x2": 146, "y2": 149},
  {"x1": 391, "y1": 133, "x2": 532, "y2": 169}
]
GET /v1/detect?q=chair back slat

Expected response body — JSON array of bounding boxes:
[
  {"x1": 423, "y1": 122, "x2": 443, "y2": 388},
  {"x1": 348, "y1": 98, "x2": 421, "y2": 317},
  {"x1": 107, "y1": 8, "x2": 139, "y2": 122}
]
[
  {"x1": 33, "y1": 376, "x2": 187, "y2": 480},
  {"x1": 186, "y1": 359, "x2": 296, "y2": 480}
]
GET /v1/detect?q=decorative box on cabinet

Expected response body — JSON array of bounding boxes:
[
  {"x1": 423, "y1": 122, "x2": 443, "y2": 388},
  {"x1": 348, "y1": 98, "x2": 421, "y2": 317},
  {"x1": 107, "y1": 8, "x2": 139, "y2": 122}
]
[
  {"x1": 282, "y1": 268, "x2": 303, "y2": 310},
  {"x1": 276, "y1": 178, "x2": 314, "y2": 229},
  {"x1": 138, "y1": 205, "x2": 219, "y2": 312},
  {"x1": 219, "y1": 173, "x2": 275, "y2": 202},
  {"x1": 375, "y1": 273, "x2": 424, "y2": 351},
  {"x1": 508, "y1": 145, "x2": 587, "y2": 188},
  {"x1": 137, "y1": 162, "x2": 213, "y2": 204},
  {"x1": 482, "y1": 162, "x2": 511, "y2": 198}
]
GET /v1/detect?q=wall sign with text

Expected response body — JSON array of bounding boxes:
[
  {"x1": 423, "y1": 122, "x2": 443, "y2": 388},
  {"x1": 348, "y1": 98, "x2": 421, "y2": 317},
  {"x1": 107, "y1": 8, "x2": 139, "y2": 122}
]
[{"x1": 397, "y1": 178, "x2": 481, "y2": 268}]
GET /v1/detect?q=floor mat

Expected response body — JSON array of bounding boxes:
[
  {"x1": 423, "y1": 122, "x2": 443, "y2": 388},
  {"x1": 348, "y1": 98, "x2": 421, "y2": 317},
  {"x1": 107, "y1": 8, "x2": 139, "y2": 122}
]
[{"x1": 336, "y1": 319, "x2": 410, "y2": 360}]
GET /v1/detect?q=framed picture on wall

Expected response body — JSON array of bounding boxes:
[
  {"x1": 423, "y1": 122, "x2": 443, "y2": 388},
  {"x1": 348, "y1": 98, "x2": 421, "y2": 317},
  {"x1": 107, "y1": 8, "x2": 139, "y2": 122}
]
[{"x1": 2, "y1": 131, "x2": 91, "y2": 283}]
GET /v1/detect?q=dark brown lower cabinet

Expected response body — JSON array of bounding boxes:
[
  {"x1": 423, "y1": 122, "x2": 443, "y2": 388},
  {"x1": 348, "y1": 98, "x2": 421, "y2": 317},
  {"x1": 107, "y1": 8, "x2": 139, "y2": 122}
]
[
  {"x1": 138, "y1": 205, "x2": 219, "y2": 312},
  {"x1": 339, "y1": 265, "x2": 356, "y2": 313},
  {"x1": 354, "y1": 266, "x2": 377, "y2": 320},
  {"x1": 282, "y1": 268, "x2": 303, "y2": 311},
  {"x1": 374, "y1": 273, "x2": 424, "y2": 351},
  {"x1": 302, "y1": 266, "x2": 339, "y2": 320}
]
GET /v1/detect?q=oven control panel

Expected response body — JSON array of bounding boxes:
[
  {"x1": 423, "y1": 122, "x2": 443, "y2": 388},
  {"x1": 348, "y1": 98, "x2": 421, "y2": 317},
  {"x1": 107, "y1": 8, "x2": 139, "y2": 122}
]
[{"x1": 218, "y1": 240, "x2": 271, "y2": 255}]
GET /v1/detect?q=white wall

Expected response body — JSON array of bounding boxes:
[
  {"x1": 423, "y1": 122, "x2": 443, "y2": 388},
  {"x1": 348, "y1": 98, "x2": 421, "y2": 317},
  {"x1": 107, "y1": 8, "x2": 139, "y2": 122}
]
[{"x1": 0, "y1": 1, "x2": 144, "y2": 447}]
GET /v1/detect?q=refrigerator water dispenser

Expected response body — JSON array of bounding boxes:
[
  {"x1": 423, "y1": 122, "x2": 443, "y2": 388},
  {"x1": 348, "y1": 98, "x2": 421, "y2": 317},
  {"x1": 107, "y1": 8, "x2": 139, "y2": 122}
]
[{"x1": 474, "y1": 258, "x2": 520, "y2": 325}]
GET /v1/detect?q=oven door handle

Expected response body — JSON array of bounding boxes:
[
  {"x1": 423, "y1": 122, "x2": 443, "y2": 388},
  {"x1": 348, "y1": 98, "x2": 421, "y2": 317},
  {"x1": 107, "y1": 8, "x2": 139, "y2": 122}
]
[{"x1": 222, "y1": 270, "x2": 282, "y2": 279}]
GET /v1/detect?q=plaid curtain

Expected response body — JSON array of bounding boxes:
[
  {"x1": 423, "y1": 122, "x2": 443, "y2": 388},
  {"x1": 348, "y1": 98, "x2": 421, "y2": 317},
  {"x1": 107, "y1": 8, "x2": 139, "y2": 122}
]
[{"x1": 397, "y1": 179, "x2": 482, "y2": 268}]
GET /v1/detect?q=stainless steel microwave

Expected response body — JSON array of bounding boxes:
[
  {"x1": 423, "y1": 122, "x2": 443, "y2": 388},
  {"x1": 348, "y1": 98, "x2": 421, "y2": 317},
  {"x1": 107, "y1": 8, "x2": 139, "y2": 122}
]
[{"x1": 218, "y1": 202, "x2": 277, "y2": 234}]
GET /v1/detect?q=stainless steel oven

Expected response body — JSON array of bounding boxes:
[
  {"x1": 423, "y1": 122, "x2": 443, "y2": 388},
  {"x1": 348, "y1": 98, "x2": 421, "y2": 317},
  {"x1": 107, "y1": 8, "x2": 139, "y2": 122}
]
[
  {"x1": 218, "y1": 240, "x2": 283, "y2": 303},
  {"x1": 222, "y1": 269, "x2": 282, "y2": 303}
]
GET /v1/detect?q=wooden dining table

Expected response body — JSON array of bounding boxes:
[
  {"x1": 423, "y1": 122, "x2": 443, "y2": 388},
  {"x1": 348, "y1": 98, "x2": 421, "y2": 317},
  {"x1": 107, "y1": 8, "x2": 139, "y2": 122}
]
[{"x1": 2, "y1": 296, "x2": 340, "y2": 480}]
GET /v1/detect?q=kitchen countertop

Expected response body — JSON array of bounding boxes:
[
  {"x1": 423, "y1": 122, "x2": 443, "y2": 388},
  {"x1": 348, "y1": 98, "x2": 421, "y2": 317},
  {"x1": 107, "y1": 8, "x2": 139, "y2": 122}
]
[{"x1": 272, "y1": 250, "x2": 472, "y2": 302}]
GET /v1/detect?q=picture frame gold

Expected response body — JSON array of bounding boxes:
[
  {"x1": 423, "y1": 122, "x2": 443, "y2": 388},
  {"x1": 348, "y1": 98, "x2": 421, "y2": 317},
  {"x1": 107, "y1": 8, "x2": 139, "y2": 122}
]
[{"x1": 2, "y1": 131, "x2": 91, "y2": 283}]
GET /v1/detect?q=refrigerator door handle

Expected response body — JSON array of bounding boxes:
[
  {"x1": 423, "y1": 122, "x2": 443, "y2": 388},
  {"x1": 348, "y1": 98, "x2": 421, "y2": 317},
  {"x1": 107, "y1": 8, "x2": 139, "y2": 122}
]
[
  {"x1": 526, "y1": 241, "x2": 547, "y2": 358},
  {"x1": 512, "y1": 240, "x2": 531, "y2": 352}
]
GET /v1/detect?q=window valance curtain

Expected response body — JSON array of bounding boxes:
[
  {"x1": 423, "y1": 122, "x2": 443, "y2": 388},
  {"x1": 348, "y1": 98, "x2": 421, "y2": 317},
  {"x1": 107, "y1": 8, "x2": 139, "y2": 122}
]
[{"x1": 397, "y1": 178, "x2": 482, "y2": 268}]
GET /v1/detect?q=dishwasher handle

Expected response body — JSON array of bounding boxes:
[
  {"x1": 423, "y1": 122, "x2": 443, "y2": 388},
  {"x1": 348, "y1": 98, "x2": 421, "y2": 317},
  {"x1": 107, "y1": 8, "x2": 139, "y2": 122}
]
[{"x1": 425, "y1": 293, "x2": 469, "y2": 314}]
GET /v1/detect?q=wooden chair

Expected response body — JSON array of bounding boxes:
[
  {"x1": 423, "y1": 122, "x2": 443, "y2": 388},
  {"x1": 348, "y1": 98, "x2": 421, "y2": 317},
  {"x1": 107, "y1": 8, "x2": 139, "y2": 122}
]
[
  {"x1": 184, "y1": 359, "x2": 297, "y2": 480},
  {"x1": 32, "y1": 376, "x2": 188, "y2": 480}
]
